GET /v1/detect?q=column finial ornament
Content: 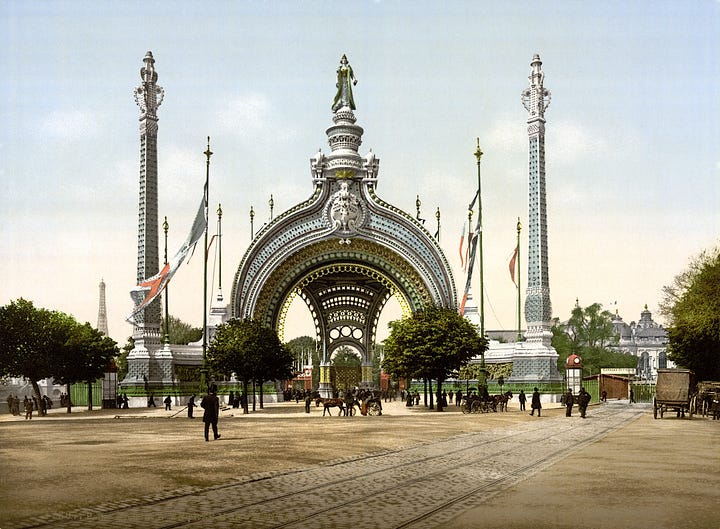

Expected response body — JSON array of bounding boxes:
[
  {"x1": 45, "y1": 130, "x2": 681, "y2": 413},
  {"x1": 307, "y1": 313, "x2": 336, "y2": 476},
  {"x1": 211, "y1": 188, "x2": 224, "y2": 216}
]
[{"x1": 134, "y1": 51, "x2": 164, "y2": 120}]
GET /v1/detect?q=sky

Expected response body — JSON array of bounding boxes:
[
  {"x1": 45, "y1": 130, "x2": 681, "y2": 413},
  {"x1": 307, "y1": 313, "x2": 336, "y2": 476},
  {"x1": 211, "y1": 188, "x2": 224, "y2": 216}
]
[{"x1": 1, "y1": 1, "x2": 719, "y2": 347}]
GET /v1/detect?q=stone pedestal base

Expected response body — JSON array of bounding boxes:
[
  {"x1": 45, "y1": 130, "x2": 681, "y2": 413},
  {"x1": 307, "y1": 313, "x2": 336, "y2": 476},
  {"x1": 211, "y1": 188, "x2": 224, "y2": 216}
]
[{"x1": 507, "y1": 341, "x2": 563, "y2": 384}]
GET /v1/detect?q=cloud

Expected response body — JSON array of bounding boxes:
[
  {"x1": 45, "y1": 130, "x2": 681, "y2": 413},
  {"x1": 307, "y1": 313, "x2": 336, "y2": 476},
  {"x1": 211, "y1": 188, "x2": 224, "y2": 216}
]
[
  {"x1": 215, "y1": 93, "x2": 295, "y2": 142},
  {"x1": 484, "y1": 116, "x2": 526, "y2": 154},
  {"x1": 38, "y1": 109, "x2": 99, "y2": 141},
  {"x1": 550, "y1": 120, "x2": 608, "y2": 166}
]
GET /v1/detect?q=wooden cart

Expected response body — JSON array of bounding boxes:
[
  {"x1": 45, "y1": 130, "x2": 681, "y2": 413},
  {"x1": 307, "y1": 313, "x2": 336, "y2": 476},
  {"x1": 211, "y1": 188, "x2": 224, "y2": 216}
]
[{"x1": 653, "y1": 368, "x2": 696, "y2": 419}]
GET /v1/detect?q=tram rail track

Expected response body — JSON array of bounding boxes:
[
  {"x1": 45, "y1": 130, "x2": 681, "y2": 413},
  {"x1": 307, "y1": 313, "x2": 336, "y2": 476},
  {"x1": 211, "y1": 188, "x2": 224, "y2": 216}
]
[{"x1": 8, "y1": 406, "x2": 644, "y2": 529}]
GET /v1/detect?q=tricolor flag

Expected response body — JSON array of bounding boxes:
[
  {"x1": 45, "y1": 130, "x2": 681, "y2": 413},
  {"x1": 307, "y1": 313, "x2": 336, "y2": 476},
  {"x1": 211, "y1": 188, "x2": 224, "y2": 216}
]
[
  {"x1": 127, "y1": 193, "x2": 207, "y2": 323},
  {"x1": 458, "y1": 224, "x2": 465, "y2": 268},
  {"x1": 459, "y1": 219, "x2": 481, "y2": 315},
  {"x1": 509, "y1": 245, "x2": 519, "y2": 286}
]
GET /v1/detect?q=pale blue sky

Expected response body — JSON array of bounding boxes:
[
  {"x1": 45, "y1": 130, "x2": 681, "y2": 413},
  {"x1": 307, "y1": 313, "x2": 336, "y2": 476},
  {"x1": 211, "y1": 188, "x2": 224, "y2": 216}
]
[{"x1": 1, "y1": 1, "x2": 718, "y2": 345}]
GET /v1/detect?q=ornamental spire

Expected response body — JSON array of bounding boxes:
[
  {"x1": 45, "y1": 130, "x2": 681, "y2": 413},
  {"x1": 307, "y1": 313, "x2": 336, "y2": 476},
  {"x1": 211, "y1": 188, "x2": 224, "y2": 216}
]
[
  {"x1": 521, "y1": 54, "x2": 551, "y2": 122},
  {"x1": 134, "y1": 51, "x2": 164, "y2": 121}
]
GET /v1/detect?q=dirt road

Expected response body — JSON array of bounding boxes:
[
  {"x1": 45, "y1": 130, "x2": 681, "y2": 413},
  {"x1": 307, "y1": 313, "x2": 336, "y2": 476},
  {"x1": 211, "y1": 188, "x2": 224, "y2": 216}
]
[{"x1": 0, "y1": 400, "x2": 717, "y2": 528}]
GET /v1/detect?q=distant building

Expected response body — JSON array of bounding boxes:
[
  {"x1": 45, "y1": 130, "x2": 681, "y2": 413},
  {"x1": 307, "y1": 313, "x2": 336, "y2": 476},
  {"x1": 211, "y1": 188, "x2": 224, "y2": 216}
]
[{"x1": 612, "y1": 305, "x2": 672, "y2": 381}]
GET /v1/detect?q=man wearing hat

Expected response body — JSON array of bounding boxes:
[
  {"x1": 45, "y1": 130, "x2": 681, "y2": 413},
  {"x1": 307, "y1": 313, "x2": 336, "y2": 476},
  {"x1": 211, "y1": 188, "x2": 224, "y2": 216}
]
[{"x1": 201, "y1": 385, "x2": 221, "y2": 441}]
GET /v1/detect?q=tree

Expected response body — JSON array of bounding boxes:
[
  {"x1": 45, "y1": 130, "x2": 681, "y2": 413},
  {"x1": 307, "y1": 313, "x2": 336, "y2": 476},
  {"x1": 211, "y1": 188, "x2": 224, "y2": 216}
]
[
  {"x1": 554, "y1": 303, "x2": 630, "y2": 375},
  {"x1": 0, "y1": 299, "x2": 118, "y2": 411},
  {"x1": 332, "y1": 346, "x2": 361, "y2": 368},
  {"x1": 54, "y1": 322, "x2": 118, "y2": 411},
  {"x1": 0, "y1": 299, "x2": 74, "y2": 405},
  {"x1": 565, "y1": 303, "x2": 617, "y2": 351},
  {"x1": 660, "y1": 247, "x2": 720, "y2": 380},
  {"x1": 207, "y1": 319, "x2": 293, "y2": 412},
  {"x1": 162, "y1": 314, "x2": 202, "y2": 345},
  {"x1": 383, "y1": 304, "x2": 487, "y2": 411}
]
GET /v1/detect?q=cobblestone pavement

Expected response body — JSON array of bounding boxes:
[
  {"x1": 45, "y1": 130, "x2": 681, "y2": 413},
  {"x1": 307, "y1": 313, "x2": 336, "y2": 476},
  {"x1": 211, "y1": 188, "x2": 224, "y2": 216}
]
[{"x1": 3, "y1": 403, "x2": 648, "y2": 529}]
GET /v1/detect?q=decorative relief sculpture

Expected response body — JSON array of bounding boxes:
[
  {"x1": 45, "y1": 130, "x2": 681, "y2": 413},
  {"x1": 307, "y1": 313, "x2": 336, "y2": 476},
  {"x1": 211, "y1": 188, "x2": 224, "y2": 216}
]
[{"x1": 326, "y1": 182, "x2": 365, "y2": 235}]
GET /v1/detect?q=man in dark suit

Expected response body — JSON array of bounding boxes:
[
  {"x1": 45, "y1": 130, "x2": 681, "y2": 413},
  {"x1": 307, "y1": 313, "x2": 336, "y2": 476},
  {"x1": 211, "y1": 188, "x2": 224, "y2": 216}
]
[{"x1": 201, "y1": 385, "x2": 221, "y2": 441}]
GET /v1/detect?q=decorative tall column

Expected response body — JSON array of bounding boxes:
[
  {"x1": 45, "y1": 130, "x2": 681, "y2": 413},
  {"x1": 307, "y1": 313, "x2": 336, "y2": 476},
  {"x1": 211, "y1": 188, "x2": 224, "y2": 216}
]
[
  {"x1": 124, "y1": 51, "x2": 166, "y2": 386},
  {"x1": 509, "y1": 54, "x2": 562, "y2": 384},
  {"x1": 521, "y1": 53, "x2": 553, "y2": 346},
  {"x1": 97, "y1": 278, "x2": 109, "y2": 336}
]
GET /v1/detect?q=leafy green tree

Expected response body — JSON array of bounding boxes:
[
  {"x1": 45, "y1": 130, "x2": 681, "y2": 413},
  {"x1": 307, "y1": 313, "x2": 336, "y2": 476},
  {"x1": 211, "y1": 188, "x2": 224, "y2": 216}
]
[
  {"x1": 555, "y1": 303, "x2": 627, "y2": 374},
  {"x1": 162, "y1": 315, "x2": 202, "y2": 345},
  {"x1": 0, "y1": 299, "x2": 74, "y2": 405},
  {"x1": 0, "y1": 299, "x2": 118, "y2": 411},
  {"x1": 566, "y1": 303, "x2": 617, "y2": 351},
  {"x1": 54, "y1": 322, "x2": 118, "y2": 411},
  {"x1": 660, "y1": 247, "x2": 720, "y2": 380},
  {"x1": 332, "y1": 347, "x2": 361, "y2": 368},
  {"x1": 117, "y1": 337, "x2": 134, "y2": 381},
  {"x1": 383, "y1": 304, "x2": 487, "y2": 411},
  {"x1": 208, "y1": 319, "x2": 293, "y2": 412}
]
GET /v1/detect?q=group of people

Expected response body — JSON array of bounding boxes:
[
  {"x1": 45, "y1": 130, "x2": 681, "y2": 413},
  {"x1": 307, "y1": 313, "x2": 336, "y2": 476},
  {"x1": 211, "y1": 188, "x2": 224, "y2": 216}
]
[
  {"x1": 115, "y1": 393, "x2": 130, "y2": 409},
  {"x1": 562, "y1": 387, "x2": 592, "y2": 418},
  {"x1": 6, "y1": 394, "x2": 54, "y2": 418}
]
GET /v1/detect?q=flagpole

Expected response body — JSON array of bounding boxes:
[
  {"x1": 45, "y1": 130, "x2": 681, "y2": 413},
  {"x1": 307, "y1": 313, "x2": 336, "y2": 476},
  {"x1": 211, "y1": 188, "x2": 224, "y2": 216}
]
[
  {"x1": 516, "y1": 217, "x2": 522, "y2": 342},
  {"x1": 163, "y1": 216, "x2": 169, "y2": 343},
  {"x1": 474, "y1": 139, "x2": 486, "y2": 392},
  {"x1": 250, "y1": 206, "x2": 255, "y2": 239},
  {"x1": 474, "y1": 139, "x2": 484, "y2": 338},
  {"x1": 217, "y1": 204, "x2": 223, "y2": 294},
  {"x1": 201, "y1": 136, "x2": 212, "y2": 394}
]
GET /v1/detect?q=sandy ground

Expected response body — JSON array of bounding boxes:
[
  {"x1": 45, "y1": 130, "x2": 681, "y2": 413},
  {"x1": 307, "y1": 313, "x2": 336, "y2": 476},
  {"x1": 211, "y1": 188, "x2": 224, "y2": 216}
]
[{"x1": 0, "y1": 399, "x2": 718, "y2": 528}]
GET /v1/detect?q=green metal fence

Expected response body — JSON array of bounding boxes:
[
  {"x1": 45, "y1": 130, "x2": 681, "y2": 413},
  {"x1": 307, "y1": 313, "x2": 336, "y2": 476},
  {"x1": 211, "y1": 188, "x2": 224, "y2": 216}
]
[{"x1": 69, "y1": 380, "x2": 103, "y2": 407}]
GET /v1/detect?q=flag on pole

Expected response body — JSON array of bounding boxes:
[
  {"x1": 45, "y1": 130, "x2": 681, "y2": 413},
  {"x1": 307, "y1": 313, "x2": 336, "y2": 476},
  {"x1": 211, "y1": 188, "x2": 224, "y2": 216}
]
[
  {"x1": 459, "y1": 219, "x2": 481, "y2": 315},
  {"x1": 458, "y1": 224, "x2": 465, "y2": 268},
  {"x1": 127, "y1": 193, "x2": 207, "y2": 323},
  {"x1": 509, "y1": 245, "x2": 518, "y2": 286}
]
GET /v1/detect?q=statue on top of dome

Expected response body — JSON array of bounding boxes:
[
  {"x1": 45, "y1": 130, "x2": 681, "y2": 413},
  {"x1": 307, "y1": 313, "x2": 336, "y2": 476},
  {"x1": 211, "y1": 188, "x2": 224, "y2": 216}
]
[{"x1": 332, "y1": 54, "x2": 358, "y2": 112}]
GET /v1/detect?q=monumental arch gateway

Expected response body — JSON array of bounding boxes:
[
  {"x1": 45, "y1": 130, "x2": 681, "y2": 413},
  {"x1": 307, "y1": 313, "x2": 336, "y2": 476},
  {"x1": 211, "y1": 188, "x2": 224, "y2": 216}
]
[{"x1": 230, "y1": 55, "x2": 456, "y2": 396}]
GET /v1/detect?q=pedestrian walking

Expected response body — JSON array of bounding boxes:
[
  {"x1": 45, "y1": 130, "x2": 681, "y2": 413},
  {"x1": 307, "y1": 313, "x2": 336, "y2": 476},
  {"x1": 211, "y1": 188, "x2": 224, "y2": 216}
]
[
  {"x1": 577, "y1": 387, "x2": 591, "y2": 418},
  {"x1": 629, "y1": 387, "x2": 635, "y2": 404},
  {"x1": 518, "y1": 389, "x2": 527, "y2": 411},
  {"x1": 448, "y1": 390, "x2": 454, "y2": 404},
  {"x1": 24, "y1": 397, "x2": 33, "y2": 420},
  {"x1": 201, "y1": 385, "x2": 221, "y2": 441},
  {"x1": 564, "y1": 388, "x2": 574, "y2": 417},
  {"x1": 147, "y1": 393, "x2": 156, "y2": 407},
  {"x1": 304, "y1": 393, "x2": 312, "y2": 413},
  {"x1": 530, "y1": 387, "x2": 541, "y2": 417},
  {"x1": 163, "y1": 395, "x2": 172, "y2": 411},
  {"x1": 187, "y1": 394, "x2": 197, "y2": 418}
]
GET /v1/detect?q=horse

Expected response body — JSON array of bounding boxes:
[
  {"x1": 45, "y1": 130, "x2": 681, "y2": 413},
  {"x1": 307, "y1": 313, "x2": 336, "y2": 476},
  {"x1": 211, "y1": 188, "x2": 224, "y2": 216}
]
[
  {"x1": 320, "y1": 398, "x2": 346, "y2": 416},
  {"x1": 492, "y1": 391, "x2": 513, "y2": 412}
]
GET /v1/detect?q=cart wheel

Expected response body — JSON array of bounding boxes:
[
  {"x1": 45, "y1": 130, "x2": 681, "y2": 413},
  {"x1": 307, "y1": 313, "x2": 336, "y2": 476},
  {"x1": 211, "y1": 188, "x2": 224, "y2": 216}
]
[
  {"x1": 653, "y1": 398, "x2": 658, "y2": 419},
  {"x1": 461, "y1": 402, "x2": 470, "y2": 414},
  {"x1": 660, "y1": 405, "x2": 665, "y2": 418},
  {"x1": 368, "y1": 403, "x2": 381, "y2": 416},
  {"x1": 471, "y1": 400, "x2": 481, "y2": 414},
  {"x1": 689, "y1": 396, "x2": 695, "y2": 419}
]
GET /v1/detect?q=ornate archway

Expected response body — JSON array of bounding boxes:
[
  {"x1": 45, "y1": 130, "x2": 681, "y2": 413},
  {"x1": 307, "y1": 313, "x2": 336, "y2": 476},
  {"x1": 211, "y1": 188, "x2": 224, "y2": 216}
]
[{"x1": 230, "y1": 56, "x2": 456, "y2": 394}]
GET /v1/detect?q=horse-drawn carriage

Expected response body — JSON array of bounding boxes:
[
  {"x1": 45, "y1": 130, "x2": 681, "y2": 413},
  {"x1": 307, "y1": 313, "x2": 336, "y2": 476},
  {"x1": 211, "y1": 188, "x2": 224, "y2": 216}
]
[
  {"x1": 460, "y1": 391, "x2": 512, "y2": 414},
  {"x1": 316, "y1": 389, "x2": 383, "y2": 417},
  {"x1": 653, "y1": 368, "x2": 696, "y2": 419}
]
